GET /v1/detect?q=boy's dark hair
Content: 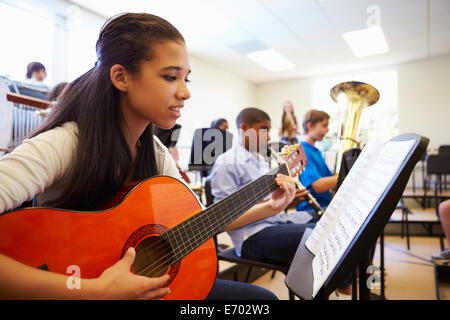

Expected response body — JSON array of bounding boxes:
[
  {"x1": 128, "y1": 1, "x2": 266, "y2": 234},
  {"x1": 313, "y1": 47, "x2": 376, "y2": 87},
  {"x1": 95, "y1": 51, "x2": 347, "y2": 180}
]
[
  {"x1": 236, "y1": 107, "x2": 270, "y2": 128},
  {"x1": 302, "y1": 109, "x2": 330, "y2": 133},
  {"x1": 30, "y1": 13, "x2": 185, "y2": 210},
  {"x1": 26, "y1": 62, "x2": 46, "y2": 79}
]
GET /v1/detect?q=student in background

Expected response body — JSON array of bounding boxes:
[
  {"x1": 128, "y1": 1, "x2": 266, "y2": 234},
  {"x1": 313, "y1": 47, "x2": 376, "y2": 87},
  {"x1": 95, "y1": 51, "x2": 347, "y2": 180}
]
[
  {"x1": 211, "y1": 118, "x2": 229, "y2": 131},
  {"x1": 209, "y1": 107, "x2": 315, "y2": 269},
  {"x1": 297, "y1": 109, "x2": 337, "y2": 213},
  {"x1": 0, "y1": 13, "x2": 280, "y2": 300},
  {"x1": 279, "y1": 100, "x2": 299, "y2": 145},
  {"x1": 24, "y1": 62, "x2": 48, "y2": 86}
]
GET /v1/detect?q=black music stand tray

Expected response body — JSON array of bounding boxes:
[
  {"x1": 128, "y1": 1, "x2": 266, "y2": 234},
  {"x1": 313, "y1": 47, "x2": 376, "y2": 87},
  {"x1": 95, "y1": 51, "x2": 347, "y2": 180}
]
[{"x1": 285, "y1": 133, "x2": 429, "y2": 300}]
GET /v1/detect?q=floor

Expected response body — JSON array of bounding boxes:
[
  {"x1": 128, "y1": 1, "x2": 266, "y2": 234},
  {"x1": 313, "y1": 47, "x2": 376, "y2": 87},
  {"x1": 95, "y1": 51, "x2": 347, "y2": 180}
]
[{"x1": 216, "y1": 206, "x2": 450, "y2": 300}]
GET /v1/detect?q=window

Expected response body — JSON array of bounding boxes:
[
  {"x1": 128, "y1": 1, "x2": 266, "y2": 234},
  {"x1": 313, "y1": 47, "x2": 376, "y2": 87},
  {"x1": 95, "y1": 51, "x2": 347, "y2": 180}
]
[
  {"x1": 0, "y1": 2, "x2": 54, "y2": 84},
  {"x1": 310, "y1": 69, "x2": 399, "y2": 152},
  {"x1": 66, "y1": 5, "x2": 103, "y2": 81}
]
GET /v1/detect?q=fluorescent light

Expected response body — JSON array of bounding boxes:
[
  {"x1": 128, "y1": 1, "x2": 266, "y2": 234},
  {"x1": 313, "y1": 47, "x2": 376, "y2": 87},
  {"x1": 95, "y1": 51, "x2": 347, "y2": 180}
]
[
  {"x1": 342, "y1": 26, "x2": 389, "y2": 57},
  {"x1": 246, "y1": 49, "x2": 295, "y2": 72}
]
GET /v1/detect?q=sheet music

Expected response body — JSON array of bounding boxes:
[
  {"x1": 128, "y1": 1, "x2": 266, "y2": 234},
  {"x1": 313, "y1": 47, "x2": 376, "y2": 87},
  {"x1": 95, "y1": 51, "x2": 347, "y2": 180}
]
[
  {"x1": 311, "y1": 139, "x2": 415, "y2": 297},
  {"x1": 305, "y1": 139, "x2": 384, "y2": 255}
]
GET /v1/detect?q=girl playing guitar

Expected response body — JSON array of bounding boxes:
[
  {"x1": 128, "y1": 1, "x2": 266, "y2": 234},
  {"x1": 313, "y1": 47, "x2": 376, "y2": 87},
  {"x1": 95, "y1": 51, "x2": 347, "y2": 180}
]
[{"x1": 0, "y1": 13, "x2": 297, "y2": 299}]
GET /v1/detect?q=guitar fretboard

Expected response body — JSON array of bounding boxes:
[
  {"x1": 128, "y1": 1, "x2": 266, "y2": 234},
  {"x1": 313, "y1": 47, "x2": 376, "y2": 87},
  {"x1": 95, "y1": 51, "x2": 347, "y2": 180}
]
[{"x1": 161, "y1": 163, "x2": 289, "y2": 263}]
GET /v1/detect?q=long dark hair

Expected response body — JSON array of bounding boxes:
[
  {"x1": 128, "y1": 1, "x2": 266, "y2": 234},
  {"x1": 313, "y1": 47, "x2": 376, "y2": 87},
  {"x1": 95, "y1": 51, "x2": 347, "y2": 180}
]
[
  {"x1": 26, "y1": 62, "x2": 46, "y2": 79},
  {"x1": 31, "y1": 13, "x2": 185, "y2": 210}
]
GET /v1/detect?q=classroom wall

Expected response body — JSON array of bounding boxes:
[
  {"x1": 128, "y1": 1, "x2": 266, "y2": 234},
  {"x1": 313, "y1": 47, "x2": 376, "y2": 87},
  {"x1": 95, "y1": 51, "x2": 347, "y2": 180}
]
[
  {"x1": 176, "y1": 56, "x2": 257, "y2": 168},
  {"x1": 255, "y1": 78, "x2": 312, "y2": 134},
  {"x1": 397, "y1": 54, "x2": 450, "y2": 152}
]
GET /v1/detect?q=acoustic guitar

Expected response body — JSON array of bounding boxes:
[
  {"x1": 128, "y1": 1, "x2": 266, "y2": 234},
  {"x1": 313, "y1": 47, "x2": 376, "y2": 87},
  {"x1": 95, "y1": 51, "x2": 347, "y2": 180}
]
[{"x1": 0, "y1": 145, "x2": 306, "y2": 299}]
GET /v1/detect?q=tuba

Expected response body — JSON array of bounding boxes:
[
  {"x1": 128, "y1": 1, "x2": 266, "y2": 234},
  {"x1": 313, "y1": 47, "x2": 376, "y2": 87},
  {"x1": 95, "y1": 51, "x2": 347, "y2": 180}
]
[{"x1": 330, "y1": 81, "x2": 379, "y2": 174}]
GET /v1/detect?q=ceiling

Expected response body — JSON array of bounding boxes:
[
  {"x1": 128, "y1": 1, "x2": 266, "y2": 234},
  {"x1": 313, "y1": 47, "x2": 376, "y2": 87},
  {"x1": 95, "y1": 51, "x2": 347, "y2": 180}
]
[{"x1": 70, "y1": 0, "x2": 450, "y2": 83}]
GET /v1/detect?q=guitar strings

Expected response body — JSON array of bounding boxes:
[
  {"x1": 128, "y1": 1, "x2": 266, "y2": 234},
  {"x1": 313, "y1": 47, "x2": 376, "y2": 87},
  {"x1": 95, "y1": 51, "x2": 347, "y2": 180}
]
[
  {"x1": 132, "y1": 167, "x2": 287, "y2": 273},
  {"x1": 135, "y1": 182, "x2": 276, "y2": 277},
  {"x1": 134, "y1": 171, "x2": 288, "y2": 277},
  {"x1": 133, "y1": 166, "x2": 290, "y2": 275}
]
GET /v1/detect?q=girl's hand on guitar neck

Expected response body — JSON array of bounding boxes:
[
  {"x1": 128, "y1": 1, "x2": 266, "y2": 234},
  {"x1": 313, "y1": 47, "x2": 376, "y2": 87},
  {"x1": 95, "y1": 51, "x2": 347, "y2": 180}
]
[
  {"x1": 93, "y1": 247, "x2": 171, "y2": 300},
  {"x1": 269, "y1": 174, "x2": 297, "y2": 213}
]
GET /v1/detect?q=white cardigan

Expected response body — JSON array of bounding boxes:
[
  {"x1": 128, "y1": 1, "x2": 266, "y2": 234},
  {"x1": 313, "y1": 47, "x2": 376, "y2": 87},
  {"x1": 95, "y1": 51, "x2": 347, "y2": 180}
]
[{"x1": 0, "y1": 122, "x2": 183, "y2": 213}]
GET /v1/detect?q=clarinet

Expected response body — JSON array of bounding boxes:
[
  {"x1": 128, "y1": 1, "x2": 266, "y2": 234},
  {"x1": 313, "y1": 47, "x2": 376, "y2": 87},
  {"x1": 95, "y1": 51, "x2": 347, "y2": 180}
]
[
  {"x1": 270, "y1": 146, "x2": 324, "y2": 216},
  {"x1": 294, "y1": 180, "x2": 324, "y2": 216}
]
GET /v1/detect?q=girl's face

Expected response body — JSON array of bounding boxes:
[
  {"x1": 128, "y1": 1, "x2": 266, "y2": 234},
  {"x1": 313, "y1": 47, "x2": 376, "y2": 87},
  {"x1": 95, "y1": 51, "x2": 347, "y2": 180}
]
[{"x1": 119, "y1": 40, "x2": 191, "y2": 130}]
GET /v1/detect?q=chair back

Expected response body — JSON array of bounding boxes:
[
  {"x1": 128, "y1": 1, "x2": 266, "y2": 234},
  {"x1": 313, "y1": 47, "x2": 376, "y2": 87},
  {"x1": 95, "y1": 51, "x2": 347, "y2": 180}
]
[
  {"x1": 204, "y1": 177, "x2": 215, "y2": 207},
  {"x1": 188, "y1": 128, "x2": 233, "y2": 176},
  {"x1": 438, "y1": 145, "x2": 450, "y2": 155}
]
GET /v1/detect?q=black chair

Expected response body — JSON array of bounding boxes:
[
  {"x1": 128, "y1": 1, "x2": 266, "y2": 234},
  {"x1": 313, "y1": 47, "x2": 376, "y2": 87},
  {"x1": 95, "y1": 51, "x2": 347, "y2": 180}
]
[
  {"x1": 438, "y1": 145, "x2": 450, "y2": 155},
  {"x1": 438, "y1": 146, "x2": 450, "y2": 190},
  {"x1": 154, "y1": 124, "x2": 181, "y2": 149},
  {"x1": 396, "y1": 198, "x2": 412, "y2": 250},
  {"x1": 204, "y1": 178, "x2": 295, "y2": 300},
  {"x1": 268, "y1": 141, "x2": 286, "y2": 153},
  {"x1": 409, "y1": 150, "x2": 428, "y2": 208}
]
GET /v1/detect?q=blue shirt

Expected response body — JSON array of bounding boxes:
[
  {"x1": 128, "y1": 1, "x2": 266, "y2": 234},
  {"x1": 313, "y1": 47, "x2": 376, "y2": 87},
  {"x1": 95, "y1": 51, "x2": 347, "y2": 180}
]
[
  {"x1": 208, "y1": 144, "x2": 312, "y2": 256},
  {"x1": 296, "y1": 141, "x2": 333, "y2": 211}
]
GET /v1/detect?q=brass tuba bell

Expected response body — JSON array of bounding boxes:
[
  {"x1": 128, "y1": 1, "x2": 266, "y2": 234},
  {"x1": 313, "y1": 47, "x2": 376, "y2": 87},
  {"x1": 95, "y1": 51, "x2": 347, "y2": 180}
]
[{"x1": 330, "y1": 81, "x2": 379, "y2": 174}]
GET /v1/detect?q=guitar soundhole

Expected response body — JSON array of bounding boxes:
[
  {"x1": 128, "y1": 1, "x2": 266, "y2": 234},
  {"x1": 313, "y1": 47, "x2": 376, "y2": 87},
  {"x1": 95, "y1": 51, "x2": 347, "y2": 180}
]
[
  {"x1": 133, "y1": 236, "x2": 173, "y2": 277},
  {"x1": 122, "y1": 224, "x2": 181, "y2": 285}
]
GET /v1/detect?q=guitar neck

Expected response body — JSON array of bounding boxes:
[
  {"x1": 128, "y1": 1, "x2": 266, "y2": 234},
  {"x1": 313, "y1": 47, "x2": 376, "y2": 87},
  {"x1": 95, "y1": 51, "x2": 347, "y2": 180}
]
[{"x1": 162, "y1": 163, "x2": 289, "y2": 263}]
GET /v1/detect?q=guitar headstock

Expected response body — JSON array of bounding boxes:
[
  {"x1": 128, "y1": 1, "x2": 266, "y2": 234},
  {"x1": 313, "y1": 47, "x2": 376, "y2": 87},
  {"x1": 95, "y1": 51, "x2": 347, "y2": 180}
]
[{"x1": 278, "y1": 144, "x2": 307, "y2": 177}]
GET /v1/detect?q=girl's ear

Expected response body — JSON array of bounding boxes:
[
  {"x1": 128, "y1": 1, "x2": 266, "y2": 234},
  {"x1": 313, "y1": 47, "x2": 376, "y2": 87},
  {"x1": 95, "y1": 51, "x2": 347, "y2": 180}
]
[{"x1": 110, "y1": 64, "x2": 128, "y2": 92}]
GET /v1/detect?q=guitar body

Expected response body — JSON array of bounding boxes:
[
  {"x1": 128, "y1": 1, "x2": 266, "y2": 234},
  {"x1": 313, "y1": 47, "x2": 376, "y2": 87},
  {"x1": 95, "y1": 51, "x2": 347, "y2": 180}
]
[{"x1": 0, "y1": 176, "x2": 217, "y2": 300}]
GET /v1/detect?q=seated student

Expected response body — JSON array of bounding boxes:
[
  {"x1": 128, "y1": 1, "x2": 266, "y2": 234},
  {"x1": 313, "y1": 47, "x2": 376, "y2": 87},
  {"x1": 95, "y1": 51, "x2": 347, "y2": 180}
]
[
  {"x1": 0, "y1": 13, "x2": 280, "y2": 300},
  {"x1": 296, "y1": 109, "x2": 338, "y2": 213},
  {"x1": 208, "y1": 107, "x2": 316, "y2": 268},
  {"x1": 211, "y1": 118, "x2": 229, "y2": 131},
  {"x1": 431, "y1": 200, "x2": 450, "y2": 264},
  {"x1": 24, "y1": 62, "x2": 49, "y2": 88}
]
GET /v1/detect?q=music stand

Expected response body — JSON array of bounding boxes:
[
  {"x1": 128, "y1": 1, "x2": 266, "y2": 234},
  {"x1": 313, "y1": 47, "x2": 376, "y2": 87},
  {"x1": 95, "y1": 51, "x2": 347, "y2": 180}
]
[
  {"x1": 285, "y1": 133, "x2": 429, "y2": 300},
  {"x1": 188, "y1": 128, "x2": 233, "y2": 177}
]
